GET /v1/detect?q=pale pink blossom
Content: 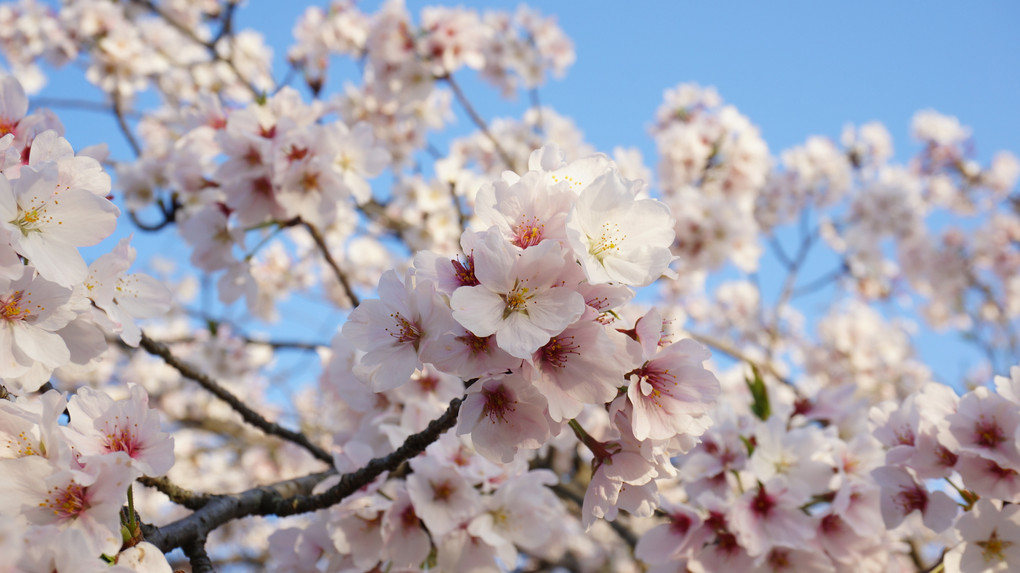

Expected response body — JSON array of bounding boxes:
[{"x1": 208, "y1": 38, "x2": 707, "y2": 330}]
[
  {"x1": 0, "y1": 164, "x2": 118, "y2": 287},
  {"x1": 623, "y1": 338, "x2": 719, "y2": 441},
  {"x1": 342, "y1": 270, "x2": 455, "y2": 391},
  {"x1": 955, "y1": 453, "x2": 1020, "y2": 502},
  {"x1": 326, "y1": 494, "x2": 388, "y2": 571},
  {"x1": 945, "y1": 387, "x2": 1020, "y2": 470},
  {"x1": 380, "y1": 484, "x2": 431, "y2": 568},
  {"x1": 0, "y1": 453, "x2": 134, "y2": 556},
  {"x1": 527, "y1": 318, "x2": 622, "y2": 422},
  {"x1": 871, "y1": 465, "x2": 957, "y2": 532},
  {"x1": 635, "y1": 502, "x2": 705, "y2": 564},
  {"x1": 565, "y1": 168, "x2": 675, "y2": 286},
  {"x1": 450, "y1": 230, "x2": 585, "y2": 359},
  {"x1": 947, "y1": 498, "x2": 1020, "y2": 573},
  {"x1": 729, "y1": 478, "x2": 816, "y2": 558},
  {"x1": 65, "y1": 385, "x2": 175, "y2": 477},
  {"x1": 473, "y1": 167, "x2": 575, "y2": 250},
  {"x1": 456, "y1": 372, "x2": 552, "y2": 463},
  {"x1": 406, "y1": 456, "x2": 482, "y2": 537},
  {"x1": 467, "y1": 470, "x2": 562, "y2": 566},
  {"x1": 0, "y1": 266, "x2": 77, "y2": 392},
  {"x1": 84, "y1": 236, "x2": 172, "y2": 346}
]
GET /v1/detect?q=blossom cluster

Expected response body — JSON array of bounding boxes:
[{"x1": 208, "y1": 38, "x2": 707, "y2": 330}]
[
  {"x1": 0, "y1": 385, "x2": 175, "y2": 571},
  {"x1": 0, "y1": 75, "x2": 170, "y2": 394},
  {"x1": 292, "y1": 144, "x2": 722, "y2": 567},
  {"x1": 0, "y1": 1, "x2": 1017, "y2": 572}
]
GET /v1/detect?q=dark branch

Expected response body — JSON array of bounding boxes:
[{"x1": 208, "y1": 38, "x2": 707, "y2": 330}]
[
  {"x1": 138, "y1": 331, "x2": 333, "y2": 465},
  {"x1": 147, "y1": 397, "x2": 462, "y2": 553},
  {"x1": 183, "y1": 536, "x2": 215, "y2": 573}
]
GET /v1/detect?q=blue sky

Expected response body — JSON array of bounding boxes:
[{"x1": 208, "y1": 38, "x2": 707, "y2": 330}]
[{"x1": 22, "y1": 1, "x2": 1020, "y2": 385}]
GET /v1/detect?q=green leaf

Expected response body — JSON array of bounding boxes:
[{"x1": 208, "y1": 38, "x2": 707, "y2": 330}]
[{"x1": 746, "y1": 364, "x2": 771, "y2": 421}]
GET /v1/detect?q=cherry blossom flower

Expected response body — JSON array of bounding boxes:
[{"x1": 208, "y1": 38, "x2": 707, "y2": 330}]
[
  {"x1": 65, "y1": 385, "x2": 175, "y2": 477},
  {"x1": 0, "y1": 453, "x2": 134, "y2": 556},
  {"x1": 729, "y1": 478, "x2": 816, "y2": 558},
  {"x1": 0, "y1": 266, "x2": 77, "y2": 393},
  {"x1": 945, "y1": 387, "x2": 1020, "y2": 470},
  {"x1": 0, "y1": 389, "x2": 72, "y2": 466},
  {"x1": 342, "y1": 270, "x2": 455, "y2": 391},
  {"x1": 406, "y1": 456, "x2": 482, "y2": 538},
  {"x1": 467, "y1": 470, "x2": 562, "y2": 566},
  {"x1": 473, "y1": 166, "x2": 575, "y2": 250},
  {"x1": 84, "y1": 235, "x2": 172, "y2": 346},
  {"x1": 450, "y1": 230, "x2": 585, "y2": 359},
  {"x1": 527, "y1": 318, "x2": 623, "y2": 422},
  {"x1": 0, "y1": 164, "x2": 118, "y2": 287},
  {"x1": 635, "y1": 502, "x2": 706, "y2": 564},
  {"x1": 623, "y1": 338, "x2": 719, "y2": 441},
  {"x1": 565, "y1": 168, "x2": 675, "y2": 286},
  {"x1": 955, "y1": 453, "x2": 1020, "y2": 502},
  {"x1": 380, "y1": 484, "x2": 431, "y2": 568},
  {"x1": 456, "y1": 372, "x2": 552, "y2": 463},
  {"x1": 326, "y1": 494, "x2": 389, "y2": 571},
  {"x1": 115, "y1": 542, "x2": 174, "y2": 573},
  {"x1": 871, "y1": 465, "x2": 958, "y2": 532},
  {"x1": 946, "y1": 498, "x2": 1020, "y2": 573}
]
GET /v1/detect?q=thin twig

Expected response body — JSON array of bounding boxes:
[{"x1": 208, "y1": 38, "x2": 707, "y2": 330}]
[
  {"x1": 445, "y1": 178, "x2": 468, "y2": 238},
  {"x1": 687, "y1": 331, "x2": 796, "y2": 388},
  {"x1": 138, "y1": 331, "x2": 333, "y2": 465},
  {"x1": 112, "y1": 96, "x2": 141, "y2": 158},
  {"x1": 138, "y1": 476, "x2": 212, "y2": 510},
  {"x1": 128, "y1": 202, "x2": 177, "y2": 232},
  {"x1": 792, "y1": 263, "x2": 848, "y2": 299},
  {"x1": 440, "y1": 74, "x2": 516, "y2": 170},
  {"x1": 31, "y1": 97, "x2": 142, "y2": 118},
  {"x1": 768, "y1": 235, "x2": 794, "y2": 270},
  {"x1": 211, "y1": 1, "x2": 237, "y2": 45},
  {"x1": 301, "y1": 220, "x2": 360, "y2": 308}
]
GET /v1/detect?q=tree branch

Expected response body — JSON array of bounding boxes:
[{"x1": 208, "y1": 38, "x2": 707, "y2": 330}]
[
  {"x1": 301, "y1": 220, "x2": 360, "y2": 308},
  {"x1": 440, "y1": 74, "x2": 516, "y2": 171},
  {"x1": 138, "y1": 476, "x2": 212, "y2": 511},
  {"x1": 182, "y1": 536, "x2": 215, "y2": 573},
  {"x1": 146, "y1": 397, "x2": 462, "y2": 553},
  {"x1": 138, "y1": 331, "x2": 333, "y2": 465}
]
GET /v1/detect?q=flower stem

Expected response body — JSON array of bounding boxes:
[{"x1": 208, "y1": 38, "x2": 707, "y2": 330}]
[{"x1": 127, "y1": 483, "x2": 138, "y2": 533}]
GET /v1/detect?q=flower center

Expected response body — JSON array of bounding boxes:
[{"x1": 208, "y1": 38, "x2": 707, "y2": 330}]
[
  {"x1": 41, "y1": 483, "x2": 88, "y2": 520},
  {"x1": 587, "y1": 222, "x2": 626, "y2": 260},
  {"x1": 540, "y1": 335, "x2": 579, "y2": 368},
  {"x1": 973, "y1": 416, "x2": 1006, "y2": 449},
  {"x1": 451, "y1": 254, "x2": 479, "y2": 286},
  {"x1": 457, "y1": 332, "x2": 492, "y2": 357},
  {"x1": 482, "y1": 384, "x2": 515, "y2": 422},
  {"x1": 511, "y1": 216, "x2": 544, "y2": 249},
  {"x1": 0, "y1": 291, "x2": 30, "y2": 322},
  {"x1": 501, "y1": 281, "x2": 531, "y2": 319},
  {"x1": 977, "y1": 530, "x2": 1013, "y2": 563},
  {"x1": 386, "y1": 314, "x2": 422, "y2": 347},
  {"x1": 750, "y1": 486, "x2": 776, "y2": 518},
  {"x1": 432, "y1": 480, "x2": 454, "y2": 501},
  {"x1": 894, "y1": 485, "x2": 927, "y2": 514},
  {"x1": 104, "y1": 425, "x2": 139, "y2": 458}
]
